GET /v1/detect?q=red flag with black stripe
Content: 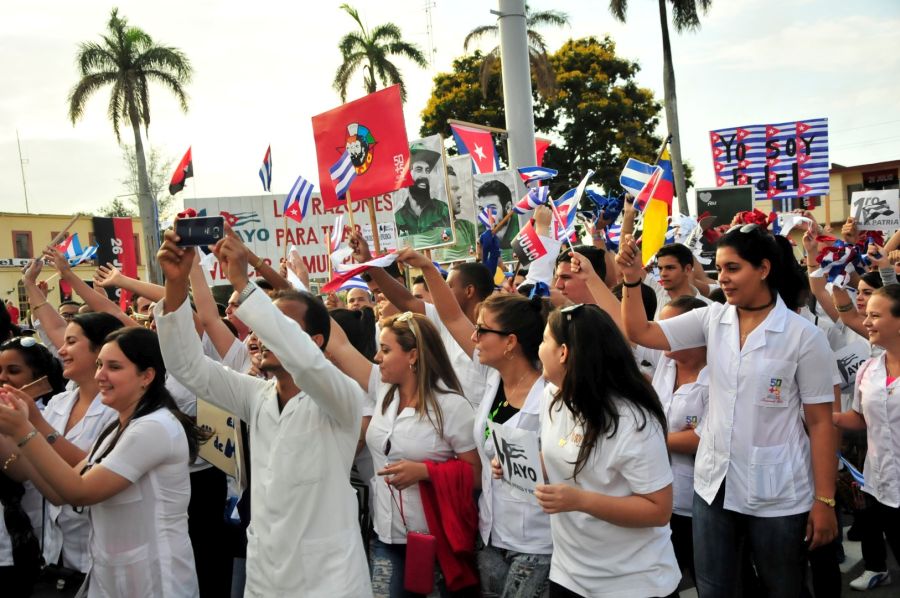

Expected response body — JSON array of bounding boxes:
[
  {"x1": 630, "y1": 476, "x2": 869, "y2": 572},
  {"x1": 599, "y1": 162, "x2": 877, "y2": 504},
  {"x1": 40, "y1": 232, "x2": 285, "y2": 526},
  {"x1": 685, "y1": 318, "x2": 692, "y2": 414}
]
[
  {"x1": 92, "y1": 217, "x2": 138, "y2": 311},
  {"x1": 169, "y1": 147, "x2": 193, "y2": 195}
]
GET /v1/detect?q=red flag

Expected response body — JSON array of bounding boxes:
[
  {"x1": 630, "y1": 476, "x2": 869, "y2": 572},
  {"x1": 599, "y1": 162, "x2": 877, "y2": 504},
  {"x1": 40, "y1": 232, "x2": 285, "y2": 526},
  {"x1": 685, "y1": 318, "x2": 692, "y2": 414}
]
[
  {"x1": 535, "y1": 138, "x2": 551, "y2": 167},
  {"x1": 312, "y1": 85, "x2": 412, "y2": 210},
  {"x1": 169, "y1": 147, "x2": 193, "y2": 195}
]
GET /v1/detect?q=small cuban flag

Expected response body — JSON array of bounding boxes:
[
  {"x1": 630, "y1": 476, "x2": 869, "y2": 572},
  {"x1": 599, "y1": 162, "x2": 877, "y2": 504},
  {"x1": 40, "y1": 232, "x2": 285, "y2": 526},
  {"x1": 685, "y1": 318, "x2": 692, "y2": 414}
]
[
  {"x1": 58, "y1": 233, "x2": 98, "y2": 266},
  {"x1": 478, "y1": 205, "x2": 498, "y2": 229},
  {"x1": 517, "y1": 166, "x2": 558, "y2": 188},
  {"x1": 283, "y1": 174, "x2": 314, "y2": 223},
  {"x1": 514, "y1": 186, "x2": 550, "y2": 214},
  {"x1": 259, "y1": 145, "x2": 272, "y2": 192},
  {"x1": 329, "y1": 150, "x2": 357, "y2": 199},
  {"x1": 620, "y1": 158, "x2": 658, "y2": 198}
]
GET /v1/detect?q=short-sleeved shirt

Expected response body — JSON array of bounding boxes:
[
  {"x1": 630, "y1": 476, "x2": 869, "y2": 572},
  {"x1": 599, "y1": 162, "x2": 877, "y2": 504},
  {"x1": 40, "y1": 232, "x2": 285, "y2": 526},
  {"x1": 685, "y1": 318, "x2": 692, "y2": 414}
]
[
  {"x1": 366, "y1": 378, "x2": 476, "y2": 543},
  {"x1": 424, "y1": 302, "x2": 486, "y2": 406},
  {"x1": 88, "y1": 409, "x2": 197, "y2": 597},
  {"x1": 658, "y1": 296, "x2": 835, "y2": 516},
  {"x1": 541, "y1": 390, "x2": 680, "y2": 597},
  {"x1": 853, "y1": 354, "x2": 900, "y2": 508}
]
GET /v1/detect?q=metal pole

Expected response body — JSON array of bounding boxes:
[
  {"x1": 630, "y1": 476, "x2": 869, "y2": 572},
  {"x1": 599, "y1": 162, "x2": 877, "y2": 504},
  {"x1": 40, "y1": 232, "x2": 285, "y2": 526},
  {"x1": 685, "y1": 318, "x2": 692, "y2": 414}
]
[
  {"x1": 495, "y1": 0, "x2": 536, "y2": 173},
  {"x1": 16, "y1": 130, "x2": 30, "y2": 213}
]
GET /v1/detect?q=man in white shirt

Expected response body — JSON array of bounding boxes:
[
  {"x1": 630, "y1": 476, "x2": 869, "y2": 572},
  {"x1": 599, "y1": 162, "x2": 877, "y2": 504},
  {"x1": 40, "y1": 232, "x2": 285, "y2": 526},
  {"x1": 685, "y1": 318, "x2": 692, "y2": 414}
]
[{"x1": 154, "y1": 228, "x2": 372, "y2": 597}]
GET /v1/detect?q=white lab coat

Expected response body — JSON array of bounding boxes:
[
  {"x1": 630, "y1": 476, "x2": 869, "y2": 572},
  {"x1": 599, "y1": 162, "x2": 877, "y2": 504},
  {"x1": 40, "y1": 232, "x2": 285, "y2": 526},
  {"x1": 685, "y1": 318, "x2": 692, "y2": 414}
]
[{"x1": 154, "y1": 292, "x2": 372, "y2": 597}]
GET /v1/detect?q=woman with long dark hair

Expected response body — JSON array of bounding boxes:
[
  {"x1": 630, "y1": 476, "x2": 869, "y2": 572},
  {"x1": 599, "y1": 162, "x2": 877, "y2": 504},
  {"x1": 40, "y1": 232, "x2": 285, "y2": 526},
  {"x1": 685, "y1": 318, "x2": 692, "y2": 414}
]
[
  {"x1": 0, "y1": 337, "x2": 66, "y2": 597},
  {"x1": 618, "y1": 225, "x2": 838, "y2": 597},
  {"x1": 0, "y1": 326, "x2": 207, "y2": 597},
  {"x1": 536, "y1": 304, "x2": 679, "y2": 597}
]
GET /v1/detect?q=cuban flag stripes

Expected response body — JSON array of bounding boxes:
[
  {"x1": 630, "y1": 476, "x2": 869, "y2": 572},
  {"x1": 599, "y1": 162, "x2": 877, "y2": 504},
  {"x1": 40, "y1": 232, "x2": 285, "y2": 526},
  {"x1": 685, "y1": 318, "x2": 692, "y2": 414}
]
[
  {"x1": 514, "y1": 186, "x2": 549, "y2": 214},
  {"x1": 283, "y1": 175, "x2": 314, "y2": 223},
  {"x1": 551, "y1": 170, "x2": 594, "y2": 242},
  {"x1": 338, "y1": 275, "x2": 370, "y2": 292},
  {"x1": 604, "y1": 224, "x2": 622, "y2": 251},
  {"x1": 517, "y1": 166, "x2": 558, "y2": 187},
  {"x1": 259, "y1": 145, "x2": 272, "y2": 192},
  {"x1": 450, "y1": 123, "x2": 499, "y2": 174},
  {"x1": 329, "y1": 150, "x2": 357, "y2": 199},
  {"x1": 58, "y1": 233, "x2": 98, "y2": 266},
  {"x1": 478, "y1": 205, "x2": 498, "y2": 229},
  {"x1": 620, "y1": 158, "x2": 659, "y2": 197}
]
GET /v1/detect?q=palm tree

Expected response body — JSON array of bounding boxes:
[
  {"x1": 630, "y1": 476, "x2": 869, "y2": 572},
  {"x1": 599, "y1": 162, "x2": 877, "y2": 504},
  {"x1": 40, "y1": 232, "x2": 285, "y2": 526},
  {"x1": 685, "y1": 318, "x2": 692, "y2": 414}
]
[
  {"x1": 462, "y1": 4, "x2": 569, "y2": 100},
  {"x1": 609, "y1": 0, "x2": 711, "y2": 215},
  {"x1": 333, "y1": 4, "x2": 428, "y2": 102},
  {"x1": 69, "y1": 8, "x2": 192, "y2": 284}
]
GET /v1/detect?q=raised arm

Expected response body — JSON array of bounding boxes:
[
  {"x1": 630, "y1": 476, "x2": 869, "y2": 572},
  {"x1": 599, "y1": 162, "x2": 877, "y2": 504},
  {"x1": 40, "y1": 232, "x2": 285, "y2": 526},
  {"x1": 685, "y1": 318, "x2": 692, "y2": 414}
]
[
  {"x1": 830, "y1": 286, "x2": 867, "y2": 337},
  {"x1": 325, "y1": 317, "x2": 377, "y2": 392},
  {"x1": 215, "y1": 227, "x2": 364, "y2": 429},
  {"x1": 93, "y1": 263, "x2": 165, "y2": 303},
  {"x1": 567, "y1": 250, "x2": 627, "y2": 337},
  {"x1": 617, "y1": 236, "x2": 672, "y2": 350},
  {"x1": 397, "y1": 249, "x2": 476, "y2": 358},
  {"x1": 246, "y1": 248, "x2": 291, "y2": 291},
  {"x1": 189, "y1": 252, "x2": 239, "y2": 359},
  {"x1": 43, "y1": 248, "x2": 136, "y2": 328},
  {"x1": 802, "y1": 230, "x2": 840, "y2": 324},
  {"x1": 348, "y1": 231, "x2": 425, "y2": 315},
  {"x1": 21, "y1": 259, "x2": 66, "y2": 349}
]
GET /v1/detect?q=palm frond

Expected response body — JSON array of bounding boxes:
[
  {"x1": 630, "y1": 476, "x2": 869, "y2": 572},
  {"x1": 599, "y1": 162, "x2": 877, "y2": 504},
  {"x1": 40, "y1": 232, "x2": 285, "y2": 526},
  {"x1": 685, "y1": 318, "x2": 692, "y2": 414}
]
[
  {"x1": 337, "y1": 32, "x2": 368, "y2": 58},
  {"x1": 608, "y1": 0, "x2": 629, "y2": 23},
  {"x1": 385, "y1": 41, "x2": 428, "y2": 67},
  {"x1": 68, "y1": 71, "x2": 118, "y2": 124},
  {"x1": 105, "y1": 78, "x2": 126, "y2": 142},
  {"x1": 380, "y1": 59, "x2": 407, "y2": 101},
  {"x1": 670, "y1": 0, "x2": 711, "y2": 32},
  {"x1": 479, "y1": 50, "x2": 501, "y2": 100},
  {"x1": 370, "y1": 23, "x2": 403, "y2": 44},
  {"x1": 333, "y1": 52, "x2": 367, "y2": 102},
  {"x1": 134, "y1": 46, "x2": 193, "y2": 82},
  {"x1": 339, "y1": 4, "x2": 368, "y2": 37},
  {"x1": 143, "y1": 69, "x2": 190, "y2": 112},
  {"x1": 463, "y1": 25, "x2": 498, "y2": 52},
  {"x1": 526, "y1": 30, "x2": 548, "y2": 54},
  {"x1": 529, "y1": 48, "x2": 557, "y2": 100},
  {"x1": 75, "y1": 42, "x2": 117, "y2": 75},
  {"x1": 526, "y1": 9, "x2": 569, "y2": 28},
  {"x1": 136, "y1": 74, "x2": 151, "y2": 132}
]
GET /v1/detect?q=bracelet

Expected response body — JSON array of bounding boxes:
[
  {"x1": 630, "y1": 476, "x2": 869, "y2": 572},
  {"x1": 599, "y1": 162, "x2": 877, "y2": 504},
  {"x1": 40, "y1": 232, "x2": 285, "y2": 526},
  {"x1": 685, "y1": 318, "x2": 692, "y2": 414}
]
[
  {"x1": 622, "y1": 279, "x2": 642, "y2": 288},
  {"x1": 253, "y1": 256, "x2": 264, "y2": 270},
  {"x1": 17, "y1": 429, "x2": 38, "y2": 449},
  {"x1": 2, "y1": 453, "x2": 17, "y2": 471},
  {"x1": 31, "y1": 301, "x2": 48, "y2": 311},
  {"x1": 834, "y1": 303, "x2": 854, "y2": 313},
  {"x1": 814, "y1": 495, "x2": 836, "y2": 508}
]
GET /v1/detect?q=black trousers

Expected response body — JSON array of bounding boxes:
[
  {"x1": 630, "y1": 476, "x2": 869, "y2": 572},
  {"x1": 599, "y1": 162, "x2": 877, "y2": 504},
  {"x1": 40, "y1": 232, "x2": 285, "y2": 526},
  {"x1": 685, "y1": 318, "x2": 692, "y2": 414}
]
[
  {"x1": 549, "y1": 580, "x2": 678, "y2": 598},
  {"x1": 188, "y1": 466, "x2": 232, "y2": 598}
]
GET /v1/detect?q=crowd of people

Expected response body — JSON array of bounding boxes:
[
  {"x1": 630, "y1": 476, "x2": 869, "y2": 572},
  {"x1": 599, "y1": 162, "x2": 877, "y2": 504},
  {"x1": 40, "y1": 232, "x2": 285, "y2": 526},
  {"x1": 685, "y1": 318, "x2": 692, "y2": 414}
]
[{"x1": 0, "y1": 196, "x2": 899, "y2": 598}]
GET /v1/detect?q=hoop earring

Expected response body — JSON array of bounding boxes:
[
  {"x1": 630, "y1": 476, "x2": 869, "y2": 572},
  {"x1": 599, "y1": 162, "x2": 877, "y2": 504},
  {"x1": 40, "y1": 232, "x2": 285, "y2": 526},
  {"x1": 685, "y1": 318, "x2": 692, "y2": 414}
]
[{"x1": 504, "y1": 348, "x2": 513, "y2": 361}]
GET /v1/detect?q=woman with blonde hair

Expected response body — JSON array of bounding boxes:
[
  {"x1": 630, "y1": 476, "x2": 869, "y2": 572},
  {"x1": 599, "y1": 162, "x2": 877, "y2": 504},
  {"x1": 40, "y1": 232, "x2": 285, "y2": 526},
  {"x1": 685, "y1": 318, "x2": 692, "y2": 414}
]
[{"x1": 328, "y1": 310, "x2": 481, "y2": 596}]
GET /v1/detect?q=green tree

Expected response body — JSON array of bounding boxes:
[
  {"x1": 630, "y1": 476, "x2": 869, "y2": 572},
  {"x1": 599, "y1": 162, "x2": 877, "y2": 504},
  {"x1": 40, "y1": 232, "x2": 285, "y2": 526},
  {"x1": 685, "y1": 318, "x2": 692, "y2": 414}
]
[
  {"x1": 68, "y1": 8, "x2": 192, "y2": 283},
  {"x1": 99, "y1": 197, "x2": 136, "y2": 218},
  {"x1": 420, "y1": 37, "x2": 688, "y2": 195},
  {"x1": 609, "y1": 0, "x2": 712, "y2": 214},
  {"x1": 333, "y1": 3, "x2": 427, "y2": 102},
  {"x1": 462, "y1": 4, "x2": 568, "y2": 100}
]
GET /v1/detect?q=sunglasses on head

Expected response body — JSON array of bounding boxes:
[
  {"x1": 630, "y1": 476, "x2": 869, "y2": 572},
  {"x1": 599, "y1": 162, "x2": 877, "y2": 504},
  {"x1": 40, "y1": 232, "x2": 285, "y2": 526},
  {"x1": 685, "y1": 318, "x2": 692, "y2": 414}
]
[{"x1": 726, "y1": 223, "x2": 760, "y2": 235}]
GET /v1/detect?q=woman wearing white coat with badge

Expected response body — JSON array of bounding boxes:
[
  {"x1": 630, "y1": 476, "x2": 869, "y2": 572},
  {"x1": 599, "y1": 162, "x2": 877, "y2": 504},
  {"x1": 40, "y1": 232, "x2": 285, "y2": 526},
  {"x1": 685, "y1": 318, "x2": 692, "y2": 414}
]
[
  {"x1": 834, "y1": 284, "x2": 900, "y2": 574},
  {"x1": 619, "y1": 225, "x2": 838, "y2": 598}
]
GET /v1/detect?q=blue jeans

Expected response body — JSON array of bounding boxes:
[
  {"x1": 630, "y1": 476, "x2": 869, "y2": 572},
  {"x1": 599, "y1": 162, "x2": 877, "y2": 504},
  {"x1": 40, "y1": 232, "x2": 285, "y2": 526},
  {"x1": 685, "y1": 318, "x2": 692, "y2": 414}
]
[
  {"x1": 371, "y1": 539, "x2": 451, "y2": 598},
  {"x1": 477, "y1": 543, "x2": 550, "y2": 598},
  {"x1": 692, "y1": 486, "x2": 808, "y2": 598}
]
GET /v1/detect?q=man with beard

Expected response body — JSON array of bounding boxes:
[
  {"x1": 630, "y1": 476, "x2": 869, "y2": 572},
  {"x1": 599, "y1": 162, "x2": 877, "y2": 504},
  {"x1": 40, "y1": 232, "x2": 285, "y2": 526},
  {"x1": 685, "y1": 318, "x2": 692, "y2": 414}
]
[{"x1": 394, "y1": 144, "x2": 450, "y2": 238}]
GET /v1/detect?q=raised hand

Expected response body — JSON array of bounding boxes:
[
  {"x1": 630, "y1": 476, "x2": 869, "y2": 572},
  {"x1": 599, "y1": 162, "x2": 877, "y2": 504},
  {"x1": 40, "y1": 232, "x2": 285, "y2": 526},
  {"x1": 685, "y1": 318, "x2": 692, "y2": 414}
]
[
  {"x1": 841, "y1": 218, "x2": 858, "y2": 244},
  {"x1": 22, "y1": 258, "x2": 43, "y2": 284},
  {"x1": 396, "y1": 247, "x2": 431, "y2": 270},
  {"x1": 615, "y1": 235, "x2": 644, "y2": 282},
  {"x1": 867, "y1": 243, "x2": 889, "y2": 270},
  {"x1": 568, "y1": 250, "x2": 598, "y2": 281},
  {"x1": 0, "y1": 386, "x2": 33, "y2": 439},
  {"x1": 157, "y1": 226, "x2": 197, "y2": 284},
  {"x1": 802, "y1": 229, "x2": 819, "y2": 263},
  {"x1": 212, "y1": 225, "x2": 252, "y2": 290},
  {"x1": 348, "y1": 230, "x2": 372, "y2": 263},
  {"x1": 93, "y1": 263, "x2": 122, "y2": 289},
  {"x1": 42, "y1": 247, "x2": 71, "y2": 275}
]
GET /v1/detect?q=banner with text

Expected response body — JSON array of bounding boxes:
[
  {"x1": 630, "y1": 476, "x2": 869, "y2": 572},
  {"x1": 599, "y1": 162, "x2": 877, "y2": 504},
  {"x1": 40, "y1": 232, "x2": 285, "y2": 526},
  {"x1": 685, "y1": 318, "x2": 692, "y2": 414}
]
[
  {"x1": 709, "y1": 117, "x2": 828, "y2": 201},
  {"x1": 183, "y1": 194, "x2": 398, "y2": 284},
  {"x1": 852, "y1": 189, "x2": 900, "y2": 233},
  {"x1": 488, "y1": 422, "x2": 542, "y2": 494},
  {"x1": 92, "y1": 217, "x2": 138, "y2": 310}
]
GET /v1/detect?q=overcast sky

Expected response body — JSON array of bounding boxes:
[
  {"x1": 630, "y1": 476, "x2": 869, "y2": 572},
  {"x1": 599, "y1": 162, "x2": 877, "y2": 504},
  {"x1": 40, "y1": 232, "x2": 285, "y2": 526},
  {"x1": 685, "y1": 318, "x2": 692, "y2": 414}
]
[{"x1": 2, "y1": 0, "x2": 899, "y2": 216}]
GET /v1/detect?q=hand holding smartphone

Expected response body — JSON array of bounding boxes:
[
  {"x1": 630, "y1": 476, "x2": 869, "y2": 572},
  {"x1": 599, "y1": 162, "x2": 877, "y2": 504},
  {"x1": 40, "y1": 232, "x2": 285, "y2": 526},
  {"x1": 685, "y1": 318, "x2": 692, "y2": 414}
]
[{"x1": 175, "y1": 217, "x2": 225, "y2": 247}]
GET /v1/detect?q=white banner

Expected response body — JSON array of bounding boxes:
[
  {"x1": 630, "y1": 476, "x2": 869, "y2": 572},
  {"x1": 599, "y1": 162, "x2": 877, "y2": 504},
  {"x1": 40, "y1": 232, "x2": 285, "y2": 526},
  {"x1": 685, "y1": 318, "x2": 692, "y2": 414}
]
[
  {"x1": 183, "y1": 194, "x2": 399, "y2": 284},
  {"x1": 853, "y1": 189, "x2": 900, "y2": 232},
  {"x1": 487, "y1": 422, "x2": 542, "y2": 494},
  {"x1": 835, "y1": 341, "x2": 870, "y2": 391}
]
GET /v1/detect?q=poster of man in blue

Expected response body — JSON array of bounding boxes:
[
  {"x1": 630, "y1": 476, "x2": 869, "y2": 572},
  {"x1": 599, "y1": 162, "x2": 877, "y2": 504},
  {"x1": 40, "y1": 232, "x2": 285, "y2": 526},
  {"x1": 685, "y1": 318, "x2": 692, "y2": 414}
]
[{"x1": 708, "y1": 117, "x2": 828, "y2": 201}]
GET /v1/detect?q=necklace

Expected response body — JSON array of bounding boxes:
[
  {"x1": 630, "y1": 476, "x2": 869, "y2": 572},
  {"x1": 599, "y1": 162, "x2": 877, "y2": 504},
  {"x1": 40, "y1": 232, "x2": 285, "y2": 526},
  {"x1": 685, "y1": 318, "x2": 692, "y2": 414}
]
[{"x1": 737, "y1": 296, "x2": 776, "y2": 312}]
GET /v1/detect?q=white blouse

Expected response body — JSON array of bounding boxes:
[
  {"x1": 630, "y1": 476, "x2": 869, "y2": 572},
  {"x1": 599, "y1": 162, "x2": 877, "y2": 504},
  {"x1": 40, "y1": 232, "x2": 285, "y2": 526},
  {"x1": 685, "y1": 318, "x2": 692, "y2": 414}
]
[
  {"x1": 366, "y1": 368, "x2": 477, "y2": 544},
  {"x1": 41, "y1": 388, "x2": 117, "y2": 572},
  {"x1": 87, "y1": 409, "x2": 197, "y2": 598},
  {"x1": 541, "y1": 389, "x2": 680, "y2": 597},
  {"x1": 651, "y1": 358, "x2": 708, "y2": 516},
  {"x1": 853, "y1": 354, "x2": 900, "y2": 508}
]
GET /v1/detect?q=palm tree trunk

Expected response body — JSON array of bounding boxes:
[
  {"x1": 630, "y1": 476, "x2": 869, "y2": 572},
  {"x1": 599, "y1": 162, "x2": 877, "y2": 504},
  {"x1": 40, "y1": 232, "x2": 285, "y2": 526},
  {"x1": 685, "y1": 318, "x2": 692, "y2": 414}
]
[
  {"x1": 658, "y1": 0, "x2": 689, "y2": 215},
  {"x1": 129, "y1": 108, "x2": 163, "y2": 284}
]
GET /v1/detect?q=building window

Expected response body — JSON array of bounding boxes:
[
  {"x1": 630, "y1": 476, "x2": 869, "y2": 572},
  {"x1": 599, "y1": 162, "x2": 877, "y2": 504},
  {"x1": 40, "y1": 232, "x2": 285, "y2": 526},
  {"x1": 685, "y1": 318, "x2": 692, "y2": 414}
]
[{"x1": 12, "y1": 231, "x2": 33, "y2": 259}]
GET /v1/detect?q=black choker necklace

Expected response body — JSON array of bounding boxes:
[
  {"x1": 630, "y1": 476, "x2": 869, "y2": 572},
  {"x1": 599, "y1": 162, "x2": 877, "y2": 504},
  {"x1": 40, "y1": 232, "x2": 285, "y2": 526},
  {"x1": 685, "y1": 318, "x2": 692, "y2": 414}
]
[{"x1": 737, "y1": 297, "x2": 776, "y2": 312}]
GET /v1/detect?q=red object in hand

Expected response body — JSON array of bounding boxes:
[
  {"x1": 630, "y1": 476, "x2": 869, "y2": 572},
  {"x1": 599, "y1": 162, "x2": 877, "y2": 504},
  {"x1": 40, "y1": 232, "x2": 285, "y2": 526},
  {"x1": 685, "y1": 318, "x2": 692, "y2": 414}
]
[{"x1": 177, "y1": 208, "x2": 197, "y2": 219}]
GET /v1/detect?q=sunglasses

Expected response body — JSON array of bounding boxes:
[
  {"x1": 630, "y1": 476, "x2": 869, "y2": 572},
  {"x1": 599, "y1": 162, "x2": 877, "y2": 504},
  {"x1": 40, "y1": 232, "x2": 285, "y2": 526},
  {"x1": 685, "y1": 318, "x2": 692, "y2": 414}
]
[
  {"x1": 0, "y1": 336, "x2": 37, "y2": 350},
  {"x1": 473, "y1": 324, "x2": 511, "y2": 340},
  {"x1": 560, "y1": 303, "x2": 586, "y2": 322},
  {"x1": 726, "y1": 222, "x2": 760, "y2": 235}
]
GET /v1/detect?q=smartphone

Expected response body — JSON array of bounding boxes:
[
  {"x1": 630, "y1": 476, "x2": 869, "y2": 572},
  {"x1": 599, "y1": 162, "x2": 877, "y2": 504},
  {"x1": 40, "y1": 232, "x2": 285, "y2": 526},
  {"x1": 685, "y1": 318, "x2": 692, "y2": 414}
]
[{"x1": 175, "y1": 217, "x2": 225, "y2": 247}]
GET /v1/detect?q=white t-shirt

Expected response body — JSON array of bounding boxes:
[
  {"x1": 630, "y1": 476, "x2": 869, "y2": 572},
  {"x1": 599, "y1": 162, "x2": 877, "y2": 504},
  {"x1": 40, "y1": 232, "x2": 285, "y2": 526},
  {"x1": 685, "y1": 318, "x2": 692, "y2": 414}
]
[
  {"x1": 87, "y1": 409, "x2": 198, "y2": 598},
  {"x1": 541, "y1": 388, "x2": 680, "y2": 597},
  {"x1": 424, "y1": 302, "x2": 486, "y2": 406},
  {"x1": 644, "y1": 275, "x2": 711, "y2": 320},
  {"x1": 366, "y1": 373, "x2": 476, "y2": 543},
  {"x1": 651, "y1": 358, "x2": 708, "y2": 516},
  {"x1": 41, "y1": 388, "x2": 117, "y2": 572},
  {"x1": 658, "y1": 297, "x2": 835, "y2": 516},
  {"x1": 853, "y1": 354, "x2": 900, "y2": 508}
]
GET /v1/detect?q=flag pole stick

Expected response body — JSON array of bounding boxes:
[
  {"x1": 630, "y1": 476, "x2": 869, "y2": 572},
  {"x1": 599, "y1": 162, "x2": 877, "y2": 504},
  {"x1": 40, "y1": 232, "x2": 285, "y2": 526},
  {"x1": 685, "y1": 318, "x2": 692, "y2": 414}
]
[
  {"x1": 282, "y1": 213, "x2": 289, "y2": 263},
  {"x1": 491, "y1": 210, "x2": 515, "y2": 236},
  {"x1": 48, "y1": 214, "x2": 80, "y2": 248},
  {"x1": 345, "y1": 191, "x2": 356, "y2": 229},
  {"x1": 366, "y1": 197, "x2": 381, "y2": 256},
  {"x1": 548, "y1": 198, "x2": 578, "y2": 256}
]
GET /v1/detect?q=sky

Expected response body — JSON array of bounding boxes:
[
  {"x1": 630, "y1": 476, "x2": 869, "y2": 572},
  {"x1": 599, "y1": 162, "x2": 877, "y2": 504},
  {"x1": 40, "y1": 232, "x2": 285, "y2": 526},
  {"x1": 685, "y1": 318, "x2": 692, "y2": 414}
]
[{"x1": 2, "y1": 0, "x2": 899, "y2": 216}]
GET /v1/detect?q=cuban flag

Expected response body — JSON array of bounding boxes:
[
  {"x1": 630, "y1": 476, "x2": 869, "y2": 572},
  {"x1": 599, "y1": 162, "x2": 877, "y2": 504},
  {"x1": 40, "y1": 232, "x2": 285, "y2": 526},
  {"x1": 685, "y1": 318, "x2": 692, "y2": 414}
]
[
  {"x1": 259, "y1": 145, "x2": 272, "y2": 192},
  {"x1": 327, "y1": 214, "x2": 345, "y2": 254},
  {"x1": 283, "y1": 174, "x2": 314, "y2": 223},
  {"x1": 551, "y1": 170, "x2": 594, "y2": 241},
  {"x1": 517, "y1": 166, "x2": 558, "y2": 187},
  {"x1": 478, "y1": 205, "x2": 498, "y2": 229},
  {"x1": 450, "y1": 123, "x2": 499, "y2": 174},
  {"x1": 338, "y1": 275, "x2": 370, "y2": 292},
  {"x1": 620, "y1": 158, "x2": 658, "y2": 197},
  {"x1": 329, "y1": 150, "x2": 357, "y2": 199},
  {"x1": 605, "y1": 224, "x2": 622, "y2": 251},
  {"x1": 514, "y1": 186, "x2": 549, "y2": 214},
  {"x1": 58, "y1": 233, "x2": 98, "y2": 266}
]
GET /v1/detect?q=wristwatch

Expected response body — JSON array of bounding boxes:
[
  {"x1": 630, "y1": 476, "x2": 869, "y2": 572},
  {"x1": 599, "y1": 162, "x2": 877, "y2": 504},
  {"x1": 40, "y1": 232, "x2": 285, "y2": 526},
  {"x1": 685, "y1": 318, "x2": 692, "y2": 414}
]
[
  {"x1": 46, "y1": 432, "x2": 59, "y2": 445},
  {"x1": 236, "y1": 281, "x2": 257, "y2": 306},
  {"x1": 814, "y1": 495, "x2": 836, "y2": 508}
]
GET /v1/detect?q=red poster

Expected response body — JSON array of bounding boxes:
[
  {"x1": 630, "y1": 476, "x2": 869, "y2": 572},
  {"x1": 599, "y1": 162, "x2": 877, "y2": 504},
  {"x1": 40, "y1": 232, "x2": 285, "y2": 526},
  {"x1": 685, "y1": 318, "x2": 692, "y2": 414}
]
[
  {"x1": 92, "y1": 217, "x2": 138, "y2": 311},
  {"x1": 312, "y1": 85, "x2": 413, "y2": 209}
]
